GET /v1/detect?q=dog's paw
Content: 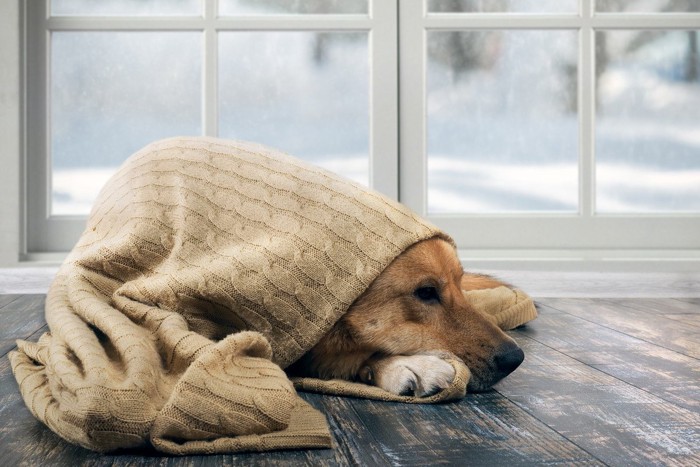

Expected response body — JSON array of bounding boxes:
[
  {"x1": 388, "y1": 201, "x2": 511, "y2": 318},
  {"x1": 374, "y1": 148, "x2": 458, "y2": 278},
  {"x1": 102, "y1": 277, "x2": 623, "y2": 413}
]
[{"x1": 360, "y1": 354, "x2": 456, "y2": 397}]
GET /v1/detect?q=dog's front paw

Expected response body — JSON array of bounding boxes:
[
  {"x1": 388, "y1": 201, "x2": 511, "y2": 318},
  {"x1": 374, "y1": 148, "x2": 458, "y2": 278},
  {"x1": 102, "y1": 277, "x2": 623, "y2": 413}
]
[{"x1": 360, "y1": 354, "x2": 456, "y2": 397}]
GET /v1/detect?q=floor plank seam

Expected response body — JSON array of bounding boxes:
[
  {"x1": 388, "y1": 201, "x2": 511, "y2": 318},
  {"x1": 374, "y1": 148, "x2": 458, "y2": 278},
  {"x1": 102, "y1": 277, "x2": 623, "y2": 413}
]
[
  {"x1": 495, "y1": 389, "x2": 610, "y2": 467},
  {"x1": 530, "y1": 339, "x2": 694, "y2": 414},
  {"x1": 605, "y1": 298, "x2": 700, "y2": 330},
  {"x1": 514, "y1": 319, "x2": 700, "y2": 451},
  {"x1": 345, "y1": 400, "x2": 400, "y2": 466},
  {"x1": 0, "y1": 295, "x2": 22, "y2": 309},
  {"x1": 3, "y1": 293, "x2": 699, "y2": 465},
  {"x1": 536, "y1": 301, "x2": 699, "y2": 361}
]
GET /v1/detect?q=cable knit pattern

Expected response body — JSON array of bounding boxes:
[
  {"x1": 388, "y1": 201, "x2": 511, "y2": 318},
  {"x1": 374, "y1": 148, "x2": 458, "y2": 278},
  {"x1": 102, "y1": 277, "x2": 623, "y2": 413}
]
[{"x1": 8, "y1": 137, "x2": 536, "y2": 454}]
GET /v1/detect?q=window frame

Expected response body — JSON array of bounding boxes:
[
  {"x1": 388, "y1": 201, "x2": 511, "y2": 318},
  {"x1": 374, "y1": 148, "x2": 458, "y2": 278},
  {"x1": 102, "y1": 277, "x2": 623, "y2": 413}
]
[
  {"x1": 20, "y1": 0, "x2": 700, "y2": 268},
  {"x1": 399, "y1": 0, "x2": 700, "y2": 261},
  {"x1": 24, "y1": 0, "x2": 398, "y2": 253}
]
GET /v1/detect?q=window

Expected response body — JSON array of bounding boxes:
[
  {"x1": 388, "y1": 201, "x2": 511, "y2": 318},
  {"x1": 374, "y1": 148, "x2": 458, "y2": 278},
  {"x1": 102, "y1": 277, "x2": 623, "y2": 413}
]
[
  {"x1": 399, "y1": 0, "x2": 700, "y2": 258},
  {"x1": 26, "y1": 0, "x2": 397, "y2": 252},
  {"x1": 24, "y1": 0, "x2": 700, "y2": 262}
]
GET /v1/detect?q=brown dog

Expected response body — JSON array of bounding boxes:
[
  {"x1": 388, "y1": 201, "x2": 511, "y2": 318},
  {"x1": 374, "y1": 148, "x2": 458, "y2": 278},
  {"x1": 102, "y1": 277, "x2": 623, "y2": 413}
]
[{"x1": 289, "y1": 237, "x2": 524, "y2": 396}]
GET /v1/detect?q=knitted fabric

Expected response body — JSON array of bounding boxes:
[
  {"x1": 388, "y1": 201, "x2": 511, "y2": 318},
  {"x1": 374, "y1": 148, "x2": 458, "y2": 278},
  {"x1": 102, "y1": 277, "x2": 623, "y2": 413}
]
[{"x1": 9, "y1": 137, "x2": 536, "y2": 455}]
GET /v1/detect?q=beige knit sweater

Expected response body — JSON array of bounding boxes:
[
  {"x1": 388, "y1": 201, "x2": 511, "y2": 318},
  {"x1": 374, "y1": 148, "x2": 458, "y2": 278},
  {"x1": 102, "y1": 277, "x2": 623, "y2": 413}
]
[{"x1": 9, "y1": 137, "x2": 537, "y2": 455}]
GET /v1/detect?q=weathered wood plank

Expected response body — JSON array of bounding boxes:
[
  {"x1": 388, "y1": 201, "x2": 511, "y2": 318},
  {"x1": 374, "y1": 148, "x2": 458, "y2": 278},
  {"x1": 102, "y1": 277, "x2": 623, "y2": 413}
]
[
  {"x1": 0, "y1": 294, "x2": 47, "y2": 357},
  {"x1": 517, "y1": 304, "x2": 700, "y2": 411},
  {"x1": 0, "y1": 294, "x2": 21, "y2": 307},
  {"x1": 539, "y1": 298, "x2": 700, "y2": 359},
  {"x1": 515, "y1": 303, "x2": 649, "y2": 363},
  {"x1": 303, "y1": 394, "x2": 393, "y2": 466},
  {"x1": 604, "y1": 298, "x2": 700, "y2": 328},
  {"x1": 3, "y1": 294, "x2": 700, "y2": 466},
  {"x1": 0, "y1": 314, "x2": 597, "y2": 466},
  {"x1": 498, "y1": 359, "x2": 700, "y2": 466},
  {"x1": 660, "y1": 313, "x2": 700, "y2": 328},
  {"x1": 618, "y1": 298, "x2": 700, "y2": 315},
  {"x1": 348, "y1": 391, "x2": 603, "y2": 465},
  {"x1": 503, "y1": 303, "x2": 700, "y2": 466}
]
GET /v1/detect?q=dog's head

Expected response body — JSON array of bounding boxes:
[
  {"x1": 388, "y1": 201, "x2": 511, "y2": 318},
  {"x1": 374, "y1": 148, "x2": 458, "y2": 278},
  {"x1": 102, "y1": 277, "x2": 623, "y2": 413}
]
[{"x1": 345, "y1": 237, "x2": 524, "y2": 392}]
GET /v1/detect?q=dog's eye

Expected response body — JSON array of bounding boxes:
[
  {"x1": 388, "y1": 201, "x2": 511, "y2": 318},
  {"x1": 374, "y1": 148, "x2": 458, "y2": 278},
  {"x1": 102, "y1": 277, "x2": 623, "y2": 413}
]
[{"x1": 414, "y1": 286, "x2": 440, "y2": 304}]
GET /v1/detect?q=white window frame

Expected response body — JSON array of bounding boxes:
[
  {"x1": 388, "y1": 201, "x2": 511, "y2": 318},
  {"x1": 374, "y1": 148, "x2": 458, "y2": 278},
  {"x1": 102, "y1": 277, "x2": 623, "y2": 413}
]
[
  {"x1": 24, "y1": 0, "x2": 398, "y2": 253},
  {"x1": 19, "y1": 0, "x2": 700, "y2": 270},
  {"x1": 399, "y1": 0, "x2": 700, "y2": 266}
]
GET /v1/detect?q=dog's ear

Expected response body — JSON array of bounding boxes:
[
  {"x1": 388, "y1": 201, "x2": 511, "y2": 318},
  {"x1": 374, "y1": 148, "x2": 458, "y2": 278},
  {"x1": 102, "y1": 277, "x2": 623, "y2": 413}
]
[{"x1": 461, "y1": 273, "x2": 511, "y2": 291}]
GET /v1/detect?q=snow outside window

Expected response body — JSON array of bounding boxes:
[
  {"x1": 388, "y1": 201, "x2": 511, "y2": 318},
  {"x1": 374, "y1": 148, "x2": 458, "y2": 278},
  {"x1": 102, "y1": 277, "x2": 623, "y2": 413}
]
[{"x1": 24, "y1": 0, "x2": 700, "y2": 259}]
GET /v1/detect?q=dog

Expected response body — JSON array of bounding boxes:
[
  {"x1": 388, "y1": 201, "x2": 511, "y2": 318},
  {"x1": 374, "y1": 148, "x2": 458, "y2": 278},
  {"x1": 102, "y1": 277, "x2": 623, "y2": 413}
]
[{"x1": 289, "y1": 236, "x2": 525, "y2": 396}]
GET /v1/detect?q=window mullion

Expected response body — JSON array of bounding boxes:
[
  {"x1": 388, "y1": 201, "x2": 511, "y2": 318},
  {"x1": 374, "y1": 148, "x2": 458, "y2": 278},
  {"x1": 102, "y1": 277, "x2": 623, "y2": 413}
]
[
  {"x1": 423, "y1": 14, "x2": 583, "y2": 30},
  {"x1": 398, "y1": 0, "x2": 427, "y2": 213},
  {"x1": 45, "y1": 17, "x2": 207, "y2": 30},
  {"x1": 204, "y1": 0, "x2": 217, "y2": 136},
  {"x1": 580, "y1": 0, "x2": 595, "y2": 218},
  {"x1": 590, "y1": 14, "x2": 700, "y2": 29},
  {"x1": 369, "y1": 0, "x2": 398, "y2": 200},
  {"x1": 25, "y1": 0, "x2": 51, "y2": 253}
]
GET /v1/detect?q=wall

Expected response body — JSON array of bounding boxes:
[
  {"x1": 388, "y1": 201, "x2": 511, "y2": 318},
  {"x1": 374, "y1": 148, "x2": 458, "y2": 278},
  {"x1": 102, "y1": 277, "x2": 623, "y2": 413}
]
[{"x1": 0, "y1": 1, "x2": 21, "y2": 266}]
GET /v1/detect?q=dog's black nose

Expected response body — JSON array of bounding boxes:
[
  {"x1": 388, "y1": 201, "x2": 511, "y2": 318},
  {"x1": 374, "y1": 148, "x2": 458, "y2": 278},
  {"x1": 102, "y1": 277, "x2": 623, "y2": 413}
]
[{"x1": 494, "y1": 342, "x2": 524, "y2": 376}]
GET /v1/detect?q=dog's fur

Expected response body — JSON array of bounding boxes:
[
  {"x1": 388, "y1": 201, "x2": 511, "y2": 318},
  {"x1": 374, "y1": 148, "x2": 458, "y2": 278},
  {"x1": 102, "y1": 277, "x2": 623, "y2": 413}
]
[{"x1": 288, "y1": 237, "x2": 524, "y2": 396}]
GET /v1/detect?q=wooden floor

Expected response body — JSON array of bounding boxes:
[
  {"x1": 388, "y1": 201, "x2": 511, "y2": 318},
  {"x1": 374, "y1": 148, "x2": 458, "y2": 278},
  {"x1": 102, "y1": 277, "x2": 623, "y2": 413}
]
[{"x1": 1, "y1": 294, "x2": 699, "y2": 466}]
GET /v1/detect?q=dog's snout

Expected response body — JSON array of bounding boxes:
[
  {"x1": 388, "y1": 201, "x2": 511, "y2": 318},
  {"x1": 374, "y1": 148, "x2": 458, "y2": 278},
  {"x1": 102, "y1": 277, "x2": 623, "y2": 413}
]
[{"x1": 494, "y1": 342, "x2": 524, "y2": 376}]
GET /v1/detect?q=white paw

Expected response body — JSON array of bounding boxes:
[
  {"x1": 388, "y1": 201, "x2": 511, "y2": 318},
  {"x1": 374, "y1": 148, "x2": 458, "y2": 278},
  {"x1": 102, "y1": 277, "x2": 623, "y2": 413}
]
[{"x1": 371, "y1": 354, "x2": 456, "y2": 397}]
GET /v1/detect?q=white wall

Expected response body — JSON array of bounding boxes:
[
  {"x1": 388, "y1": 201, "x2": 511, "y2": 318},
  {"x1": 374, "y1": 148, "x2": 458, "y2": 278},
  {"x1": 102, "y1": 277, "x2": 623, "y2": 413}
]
[{"x1": 0, "y1": 1, "x2": 21, "y2": 267}]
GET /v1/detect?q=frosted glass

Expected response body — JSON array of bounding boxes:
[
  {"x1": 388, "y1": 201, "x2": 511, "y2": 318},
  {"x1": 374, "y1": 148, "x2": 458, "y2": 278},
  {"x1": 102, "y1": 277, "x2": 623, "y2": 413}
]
[
  {"x1": 597, "y1": 0, "x2": 700, "y2": 13},
  {"x1": 218, "y1": 32, "x2": 369, "y2": 185},
  {"x1": 596, "y1": 30, "x2": 700, "y2": 212},
  {"x1": 51, "y1": 0, "x2": 201, "y2": 16},
  {"x1": 427, "y1": 30, "x2": 578, "y2": 213},
  {"x1": 219, "y1": 0, "x2": 367, "y2": 15},
  {"x1": 51, "y1": 32, "x2": 201, "y2": 215},
  {"x1": 428, "y1": 0, "x2": 577, "y2": 13}
]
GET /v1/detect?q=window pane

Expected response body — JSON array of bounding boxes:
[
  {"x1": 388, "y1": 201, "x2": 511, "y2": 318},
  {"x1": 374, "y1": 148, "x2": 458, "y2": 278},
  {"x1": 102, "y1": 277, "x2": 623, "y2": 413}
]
[
  {"x1": 427, "y1": 0, "x2": 577, "y2": 13},
  {"x1": 51, "y1": 32, "x2": 201, "y2": 215},
  {"x1": 426, "y1": 30, "x2": 578, "y2": 213},
  {"x1": 597, "y1": 0, "x2": 700, "y2": 13},
  {"x1": 51, "y1": 0, "x2": 201, "y2": 16},
  {"x1": 218, "y1": 32, "x2": 369, "y2": 185},
  {"x1": 596, "y1": 30, "x2": 700, "y2": 213},
  {"x1": 219, "y1": 0, "x2": 367, "y2": 15}
]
